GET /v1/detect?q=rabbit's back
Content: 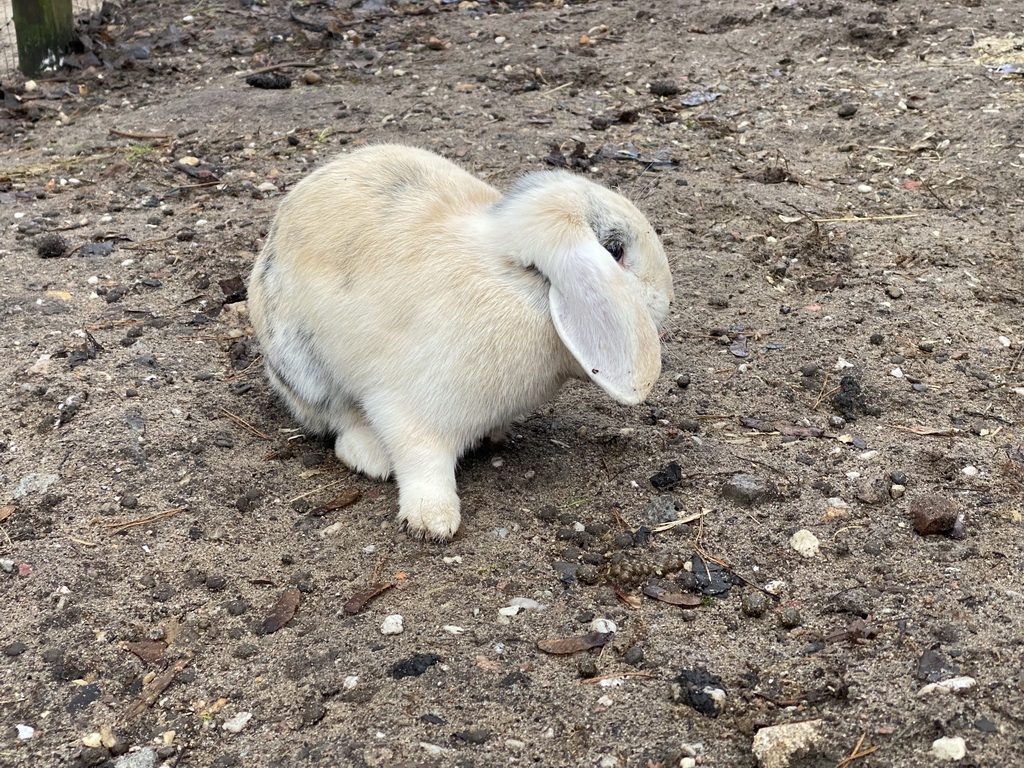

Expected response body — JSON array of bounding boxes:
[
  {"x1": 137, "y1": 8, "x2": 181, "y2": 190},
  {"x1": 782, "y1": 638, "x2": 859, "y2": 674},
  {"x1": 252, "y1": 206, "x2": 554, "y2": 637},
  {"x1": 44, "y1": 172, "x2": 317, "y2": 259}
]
[{"x1": 248, "y1": 145, "x2": 575, "y2": 445}]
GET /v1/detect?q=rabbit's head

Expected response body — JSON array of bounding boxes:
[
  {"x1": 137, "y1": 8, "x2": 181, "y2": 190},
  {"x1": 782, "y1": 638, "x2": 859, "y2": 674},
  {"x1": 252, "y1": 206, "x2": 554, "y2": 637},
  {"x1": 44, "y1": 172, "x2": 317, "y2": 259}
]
[{"x1": 490, "y1": 171, "x2": 673, "y2": 405}]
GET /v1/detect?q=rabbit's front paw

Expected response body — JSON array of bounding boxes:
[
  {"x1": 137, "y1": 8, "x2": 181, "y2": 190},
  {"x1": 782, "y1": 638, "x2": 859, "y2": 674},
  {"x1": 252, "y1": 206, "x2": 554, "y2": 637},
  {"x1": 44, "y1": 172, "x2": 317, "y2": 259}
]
[
  {"x1": 398, "y1": 486, "x2": 461, "y2": 543},
  {"x1": 335, "y1": 425, "x2": 392, "y2": 480}
]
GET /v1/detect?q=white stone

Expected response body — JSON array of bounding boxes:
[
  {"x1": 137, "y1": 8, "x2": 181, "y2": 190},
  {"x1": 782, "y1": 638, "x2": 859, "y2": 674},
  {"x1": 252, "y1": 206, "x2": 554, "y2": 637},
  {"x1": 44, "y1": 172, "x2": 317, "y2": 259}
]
[
  {"x1": 222, "y1": 712, "x2": 252, "y2": 733},
  {"x1": 890, "y1": 367, "x2": 904, "y2": 378},
  {"x1": 442, "y1": 625, "x2": 464, "y2": 635},
  {"x1": 789, "y1": 529, "x2": 820, "y2": 558},
  {"x1": 961, "y1": 465, "x2": 979, "y2": 477},
  {"x1": 177, "y1": 156, "x2": 200, "y2": 166},
  {"x1": 752, "y1": 720, "x2": 823, "y2": 768},
  {"x1": 381, "y1": 614, "x2": 404, "y2": 635},
  {"x1": 319, "y1": 521, "x2": 345, "y2": 537},
  {"x1": 919, "y1": 676, "x2": 976, "y2": 696},
  {"x1": 15, "y1": 724, "x2": 34, "y2": 739},
  {"x1": 857, "y1": 183, "x2": 873, "y2": 193},
  {"x1": 256, "y1": 182, "x2": 278, "y2": 193},
  {"x1": 494, "y1": 36, "x2": 507, "y2": 44},
  {"x1": 508, "y1": 597, "x2": 543, "y2": 611},
  {"x1": 590, "y1": 618, "x2": 617, "y2": 634},
  {"x1": 343, "y1": 675, "x2": 359, "y2": 690},
  {"x1": 498, "y1": 605, "x2": 521, "y2": 617},
  {"x1": 931, "y1": 736, "x2": 966, "y2": 761}
]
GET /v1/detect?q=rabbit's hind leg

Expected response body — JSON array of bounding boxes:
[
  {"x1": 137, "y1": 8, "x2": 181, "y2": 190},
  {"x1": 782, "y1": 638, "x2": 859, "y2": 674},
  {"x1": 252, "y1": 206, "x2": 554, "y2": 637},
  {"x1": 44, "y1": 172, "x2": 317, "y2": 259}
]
[{"x1": 333, "y1": 409, "x2": 392, "y2": 480}]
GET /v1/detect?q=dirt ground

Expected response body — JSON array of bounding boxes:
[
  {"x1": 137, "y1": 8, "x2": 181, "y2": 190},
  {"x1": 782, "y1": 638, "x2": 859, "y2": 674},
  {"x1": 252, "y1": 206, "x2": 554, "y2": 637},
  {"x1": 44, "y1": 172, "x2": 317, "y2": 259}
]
[{"x1": 2, "y1": 1, "x2": 1023, "y2": 766}]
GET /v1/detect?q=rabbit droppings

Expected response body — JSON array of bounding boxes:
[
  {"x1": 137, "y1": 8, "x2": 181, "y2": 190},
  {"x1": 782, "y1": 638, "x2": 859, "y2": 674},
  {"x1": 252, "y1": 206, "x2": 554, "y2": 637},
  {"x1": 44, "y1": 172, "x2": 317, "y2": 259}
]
[{"x1": 249, "y1": 145, "x2": 673, "y2": 541}]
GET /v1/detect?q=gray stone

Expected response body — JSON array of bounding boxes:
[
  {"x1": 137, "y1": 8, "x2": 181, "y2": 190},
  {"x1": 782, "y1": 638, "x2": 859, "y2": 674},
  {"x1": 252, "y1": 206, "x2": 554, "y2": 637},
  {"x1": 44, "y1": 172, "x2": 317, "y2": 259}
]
[
  {"x1": 644, "y1": 495, "x2": 678, "y2": 525},
  {"x1": 12, "y1": 473, "x2": 60, "y2": 499},
  {"x1": 114, "y1": 748, "x2": 158, "y2": 768},
  {"x1": 721, "y1": 474, "x2": 776, "y2": 506}
]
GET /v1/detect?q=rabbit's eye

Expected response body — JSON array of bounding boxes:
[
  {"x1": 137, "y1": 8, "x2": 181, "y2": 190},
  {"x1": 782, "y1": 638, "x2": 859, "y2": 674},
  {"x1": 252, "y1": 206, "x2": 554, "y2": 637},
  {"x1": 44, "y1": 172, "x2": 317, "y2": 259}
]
[{"x1": 603, "y1": 241, "x2": 625, "y2": 262}]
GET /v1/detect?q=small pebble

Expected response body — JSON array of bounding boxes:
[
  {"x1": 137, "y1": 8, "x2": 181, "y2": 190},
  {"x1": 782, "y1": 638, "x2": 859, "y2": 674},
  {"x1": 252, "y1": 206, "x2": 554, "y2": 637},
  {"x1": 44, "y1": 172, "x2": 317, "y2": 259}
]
[
  {"x1": 4, "y1": 641, "x2": 28, "y2": 656},
  {"x1": 778, "y1": 607, "x2": 802, "y2": 628},
  {"x1": 302, "y1": 71, "x2": 322, "y2": 84},
  {"x1": 752, "y1": 720, "x2": 823, "y2": 768},
  {"x1": 222, "y1": 711, "x2": 253, "y2": 733},
  {"x1": 837, "y1": 103, "x2": 858, "y2": 118},
  {"x1": 624, "y1": 645, "x2": 644, "y2": 666},
  {"x1": 590, "y1": 618, "x2": 617, "y2": 634},
  {"x1": 113, "y1": 748, "x2": 157, "y2": 768},
  {"x1": 721, "y1": 473, "x2": 776, "y2": 506},
  {"x1": 205, "y1": 574, "x2": 227, "y2": 591},
  {"x1": 930, "y1": 736, "x2": 966, "y2": 762},
  {"x1": 577, "y1": 656, "x2": 598, "y2": 678},
  {"x1": 789, "y1": 529, "x2": 820, "y2": 558},
  {"x1": 857, "y1": 183, "x2": 873, "y2": 193},
  {"x1": 910, "y1": 495, "x2": 958, "y2": 535},
  {"x1": 741, "y1": 592, "x2": 769, "y2": 618},
  {"x1": 454, "y1": 729, "x2": 491, "y2": 745},
  {"x1": 508, "y1": 597, "x2": 543, "y2": 612},
  {"x1": 381, "y1": 614, "x2": 404, "y2": 635}
]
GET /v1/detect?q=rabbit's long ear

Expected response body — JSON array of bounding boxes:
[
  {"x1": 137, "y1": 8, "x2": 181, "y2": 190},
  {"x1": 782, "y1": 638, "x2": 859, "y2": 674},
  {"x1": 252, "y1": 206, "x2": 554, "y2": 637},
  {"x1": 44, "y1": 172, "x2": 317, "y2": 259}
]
[{"x1": 543, "y1": 239, "x2": 661, "y2": 405}]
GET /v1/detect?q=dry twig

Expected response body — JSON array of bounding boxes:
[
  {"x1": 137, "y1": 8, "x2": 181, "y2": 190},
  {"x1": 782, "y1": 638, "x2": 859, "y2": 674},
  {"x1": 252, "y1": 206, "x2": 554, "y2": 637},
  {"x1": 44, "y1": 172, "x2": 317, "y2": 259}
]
[
  {"x1": 836, "y1": 733, "x2": 880, "y2": 768},
  {"x1": 220, "y1": 408, "x2": 272, "y2": 440},
  {"x1": 101, "y1": 507, "x2": 185, "y2": 535},
  {"x1": 581, "y1": 672, "x2": 658, "y2": 684}
]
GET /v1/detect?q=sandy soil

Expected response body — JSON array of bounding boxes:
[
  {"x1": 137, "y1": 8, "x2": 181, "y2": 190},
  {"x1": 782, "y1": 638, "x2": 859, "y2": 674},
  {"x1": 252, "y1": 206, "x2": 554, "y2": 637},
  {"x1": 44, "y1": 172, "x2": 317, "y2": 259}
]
[{"x1": 2, "y1": 1, "x2": 1024, "y2": 766}]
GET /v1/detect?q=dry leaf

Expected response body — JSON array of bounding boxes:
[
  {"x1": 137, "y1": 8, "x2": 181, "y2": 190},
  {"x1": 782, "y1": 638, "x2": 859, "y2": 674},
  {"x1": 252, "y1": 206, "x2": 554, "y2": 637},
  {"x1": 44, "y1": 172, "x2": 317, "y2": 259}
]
[
  {"x1": 611, "y1": 583, "x2": 642, "y2": 609},
  {"x1": 537, "y1": 632, "x2": 612, "y2": 655},
  {"x1": 343, "y1": 582, "x2": 393, "y2": 615},
  {"x1": 0, "y1": 505, "x2": 15, "y2": 523},
  {"x1": 642, "y1": 584, "x2": 702, "y2": 608},
  {"x1": 260, "y1": 588, "x2": 301, "y2": 634},
  {"x1": 310, "y1": 488, "x2": 362, "y2": 516}
]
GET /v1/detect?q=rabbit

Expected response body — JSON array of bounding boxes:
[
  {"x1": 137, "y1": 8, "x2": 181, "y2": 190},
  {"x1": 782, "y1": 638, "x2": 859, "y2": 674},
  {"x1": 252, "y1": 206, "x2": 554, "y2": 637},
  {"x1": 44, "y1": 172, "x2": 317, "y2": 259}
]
[{"x1": 248, "y1": 144, "x2": 674, "y2": 541}]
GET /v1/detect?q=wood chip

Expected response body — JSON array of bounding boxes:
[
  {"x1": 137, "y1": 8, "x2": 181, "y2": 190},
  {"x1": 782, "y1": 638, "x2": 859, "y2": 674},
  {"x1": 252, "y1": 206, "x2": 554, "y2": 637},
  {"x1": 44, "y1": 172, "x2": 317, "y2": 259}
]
[
  {"x1": 0, "y1": 505, "x2": 15, "y2": 523},
  {"x1": 537, "y1": 632, "x2": 612, "y2": 655},
  {"x1": 123, "y1": 640, "x2": 167, "y2": 665},
  {"x1": 343, "y1": 582, "x2": 394, "y2": 615},
  {"x1": 260, "y1": 588, "x2": 301, "y2": 634},
  {"x1": 124, "y1": 654, "x2": 192, "y2": 721},
  {"x1": 642, "y1": 584, "x2": 702, "y2": 608}
]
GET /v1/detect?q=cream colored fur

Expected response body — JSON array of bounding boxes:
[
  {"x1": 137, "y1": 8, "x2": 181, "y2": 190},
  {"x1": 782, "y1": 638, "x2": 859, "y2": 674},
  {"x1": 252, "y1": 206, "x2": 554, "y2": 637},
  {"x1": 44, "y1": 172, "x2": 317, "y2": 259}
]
[{"x1": 248, "y1": 144, "x2": 673, "y2": 541}]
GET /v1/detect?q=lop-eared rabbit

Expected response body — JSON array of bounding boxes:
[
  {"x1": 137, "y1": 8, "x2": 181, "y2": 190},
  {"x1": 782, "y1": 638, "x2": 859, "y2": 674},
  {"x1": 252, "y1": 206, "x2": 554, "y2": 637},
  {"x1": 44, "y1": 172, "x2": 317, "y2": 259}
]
[{"x1": 249, "y1": 144, "x2": 673, "y2": 541}]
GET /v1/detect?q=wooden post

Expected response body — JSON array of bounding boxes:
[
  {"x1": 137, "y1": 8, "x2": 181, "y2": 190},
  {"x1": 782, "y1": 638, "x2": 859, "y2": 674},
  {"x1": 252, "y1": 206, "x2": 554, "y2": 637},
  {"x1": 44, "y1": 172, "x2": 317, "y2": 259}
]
[{"x1": 12, "y1": 0, "x2": 75, "y2": 77}]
